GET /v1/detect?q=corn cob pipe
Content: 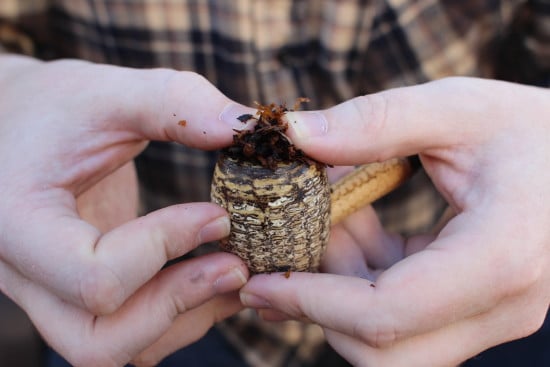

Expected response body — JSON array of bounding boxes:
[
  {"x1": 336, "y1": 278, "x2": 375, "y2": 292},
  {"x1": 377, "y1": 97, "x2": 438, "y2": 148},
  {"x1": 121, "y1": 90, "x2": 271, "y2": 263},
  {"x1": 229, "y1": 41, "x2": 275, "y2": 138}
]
[
  {"x1": 211, "y1": 156, "x2": 416, "y2": 273},
  {"x1": 210, "y1": 100, "x2": 417, "y2": 273},
  {"x1": 211, "y1": 157, "x2": 331, "y2": 273},
  {"x1": 330, "y1": 157, "x2": 415, "y2": 225}
]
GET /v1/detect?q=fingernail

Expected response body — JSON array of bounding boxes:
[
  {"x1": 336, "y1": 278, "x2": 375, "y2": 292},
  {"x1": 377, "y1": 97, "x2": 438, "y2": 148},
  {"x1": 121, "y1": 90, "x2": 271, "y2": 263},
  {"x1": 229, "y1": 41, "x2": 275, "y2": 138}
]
[
  {"x1": 240, "y1": 292, "x2": 271, "y2": 308},
  {"x1": 219, "y1": 103, "x2": 257, "y2": 130},
  {"x1": 215, "y1": 267, "x2": 248, "y2": 293},
  {"x1": 198, "y1": 216, "x2": 230, "y2": 243},
  {"x1": 285, "y1": 111, "x2": 328, "y2": 139}
]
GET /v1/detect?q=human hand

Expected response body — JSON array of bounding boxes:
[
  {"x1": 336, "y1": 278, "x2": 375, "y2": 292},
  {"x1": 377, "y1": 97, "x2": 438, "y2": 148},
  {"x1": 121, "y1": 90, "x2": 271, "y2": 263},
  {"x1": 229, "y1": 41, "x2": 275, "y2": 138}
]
[
  {"x1": 0, "y1": 55, "x2": 253, "y2": 366},
  {"x1": 75, "y1": 161, "x2": 138, "y2": 233},
  {"x1": 239, "y1": 77, "x2": 550, "y2": 366}
]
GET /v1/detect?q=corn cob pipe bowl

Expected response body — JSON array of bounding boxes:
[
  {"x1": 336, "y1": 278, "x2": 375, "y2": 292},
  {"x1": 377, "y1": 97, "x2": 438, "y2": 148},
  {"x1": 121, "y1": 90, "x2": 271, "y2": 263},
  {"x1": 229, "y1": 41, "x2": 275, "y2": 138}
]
[
  {"x1": 211, "y1": 156, "x2": 330, "y2": 273},
  {"x1": 211, "y1": 100, "x2": 413, "y2": 274}
]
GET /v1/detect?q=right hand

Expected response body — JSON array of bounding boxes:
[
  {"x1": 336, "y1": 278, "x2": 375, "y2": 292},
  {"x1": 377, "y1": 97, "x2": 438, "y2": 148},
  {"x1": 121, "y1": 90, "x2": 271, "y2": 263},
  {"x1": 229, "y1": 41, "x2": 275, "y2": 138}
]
[
  {"x1": 240, "y1": 77, "x2": 550, "y2": 366},
  {"x1": 0, "y1": 55, "x2": 254, "y2": 366}
]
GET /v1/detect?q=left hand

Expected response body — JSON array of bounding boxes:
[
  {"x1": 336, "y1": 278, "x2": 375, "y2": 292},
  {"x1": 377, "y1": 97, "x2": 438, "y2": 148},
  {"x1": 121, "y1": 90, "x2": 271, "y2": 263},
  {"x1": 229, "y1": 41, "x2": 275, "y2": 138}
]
[
  {"x1": 75, "y1": 163, "x2": 246, "y2": 365},
  {"x1": 76, "y1": 161, "x2": 138, "y2": 233},
  {"x1": 0, "y1": 56, "x2": 253, "y2": 367},
  {"x1": 239, "y1": 77, "x2": 550, "y2": 367}
]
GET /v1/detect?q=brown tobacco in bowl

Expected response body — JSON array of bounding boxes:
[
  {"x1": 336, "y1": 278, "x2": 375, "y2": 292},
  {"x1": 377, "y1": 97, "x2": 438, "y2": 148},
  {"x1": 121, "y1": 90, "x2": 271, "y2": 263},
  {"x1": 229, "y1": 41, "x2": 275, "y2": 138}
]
[
  {"x1": 210, "y1": 99, "x2": 331, "y2": 274},
  {"x1": 222, "y1": 98, "x2": 323, "y2": 170}
]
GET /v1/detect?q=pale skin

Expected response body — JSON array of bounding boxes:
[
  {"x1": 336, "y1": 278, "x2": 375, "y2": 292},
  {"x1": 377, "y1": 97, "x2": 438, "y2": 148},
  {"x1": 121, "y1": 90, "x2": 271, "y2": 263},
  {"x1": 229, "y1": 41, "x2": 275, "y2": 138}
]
[
  {"x1": 0, "y1": 55, "x2": 255, "y2": 367},
  {"x1": 241, "y1": 78, "x2": 550, "y2": 366},
  {"x1": 2, "y1": 53, "x2": 548, "y2": 367}
]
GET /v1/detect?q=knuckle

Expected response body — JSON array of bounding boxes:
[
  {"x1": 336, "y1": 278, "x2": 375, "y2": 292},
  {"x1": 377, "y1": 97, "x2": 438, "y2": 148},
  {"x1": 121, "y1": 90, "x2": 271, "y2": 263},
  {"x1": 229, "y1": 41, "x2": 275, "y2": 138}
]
[
  {"x1": 79, "y1": 263, "x2": 125, "y2": 315},
  {"x1": 493, "y1": 255, "x2": 543, "y2": 299},
  {"x1": 353, "y1": 93, "x2": 388, "y2": 135},
  {"x1": 517, "y1": 318, "x2": 544, "y2": 339},
  {"x1": 515, "y1": 289, "x2": 549, "y2": 338},
  {"x1": 509, "y1": 303, "x2": 548, "y2": 341},
  {"x1": 352, "y1": 93, "x2": 391, "y2": 161},
  {"x1": 519, "y1": 307, "x2": 548, "y2": 337},
  {"x1": 171, "y1": 290, "x2": 190, "y2": 315},
  {"x1": 158, "y1": 69, "x2": 217, "y2": 140},
  {"x1": 166, "y1": 69, "x2": 211, "y2": 96},
  {"x1": 516, "y1": 264, "x2": 543, "y2": 292},
  {"x1": 181, "y1": 70, "x2": 210, "y2": 86},
  {"x1": 354, "y1": 318, "x2": 398, "y2": 348}
]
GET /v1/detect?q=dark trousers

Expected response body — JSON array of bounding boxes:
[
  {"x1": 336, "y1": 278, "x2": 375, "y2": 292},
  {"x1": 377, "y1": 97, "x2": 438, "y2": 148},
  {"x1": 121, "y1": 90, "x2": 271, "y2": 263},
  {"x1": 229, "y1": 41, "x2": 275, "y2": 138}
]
[{"x1": 47, "y1": 312, "x2": 550, "y2": 367}]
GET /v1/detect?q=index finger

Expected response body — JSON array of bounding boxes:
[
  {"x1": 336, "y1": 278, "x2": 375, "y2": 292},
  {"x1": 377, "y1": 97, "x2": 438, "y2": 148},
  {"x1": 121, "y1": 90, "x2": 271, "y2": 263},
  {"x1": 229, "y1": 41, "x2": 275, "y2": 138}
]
[{"x1": 3, "y1": 201, "x2": 233, "y2": 315}]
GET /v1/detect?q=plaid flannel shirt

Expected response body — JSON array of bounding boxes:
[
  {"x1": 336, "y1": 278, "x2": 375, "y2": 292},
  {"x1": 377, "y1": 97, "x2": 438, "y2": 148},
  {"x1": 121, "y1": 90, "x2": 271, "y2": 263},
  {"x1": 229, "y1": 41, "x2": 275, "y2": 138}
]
[{"x1": 1, "y1": 1, "x2": 548, "y2": 366}]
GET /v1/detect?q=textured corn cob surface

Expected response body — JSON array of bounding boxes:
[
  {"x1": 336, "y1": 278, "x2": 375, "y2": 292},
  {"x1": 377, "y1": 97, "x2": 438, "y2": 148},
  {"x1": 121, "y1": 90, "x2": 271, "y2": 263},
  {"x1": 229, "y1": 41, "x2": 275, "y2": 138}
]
[{"x1": 211, "y1": 156, "x2": 331, "y2": 273}]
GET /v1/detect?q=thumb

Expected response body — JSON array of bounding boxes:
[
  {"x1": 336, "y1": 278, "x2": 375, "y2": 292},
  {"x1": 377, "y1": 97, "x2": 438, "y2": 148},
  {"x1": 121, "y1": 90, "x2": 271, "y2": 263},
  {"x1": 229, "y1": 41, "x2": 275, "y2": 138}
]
[
  {"x1": 113, "y1": 68, "x2": 256, "y2": 149},
  {"x1": 283, "y1": 77, "x2": 509, "y2": 165},
  {"x1": 53, "y1": 60, "x2": 256, "y2": 150}
]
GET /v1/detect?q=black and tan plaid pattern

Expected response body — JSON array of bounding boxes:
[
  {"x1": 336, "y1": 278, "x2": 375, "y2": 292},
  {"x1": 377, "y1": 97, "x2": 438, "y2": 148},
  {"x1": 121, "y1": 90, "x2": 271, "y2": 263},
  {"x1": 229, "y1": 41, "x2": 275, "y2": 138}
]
[{"x1": 2, "y1": 1, "x2": 548, "y2": 366}]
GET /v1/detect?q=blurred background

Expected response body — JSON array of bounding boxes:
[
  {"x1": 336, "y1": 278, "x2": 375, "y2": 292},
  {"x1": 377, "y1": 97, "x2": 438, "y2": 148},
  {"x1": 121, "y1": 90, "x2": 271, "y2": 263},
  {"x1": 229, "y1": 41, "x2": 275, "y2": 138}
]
[{"x1": 0, "y1": 292, "x2": 43, "y2": 367}]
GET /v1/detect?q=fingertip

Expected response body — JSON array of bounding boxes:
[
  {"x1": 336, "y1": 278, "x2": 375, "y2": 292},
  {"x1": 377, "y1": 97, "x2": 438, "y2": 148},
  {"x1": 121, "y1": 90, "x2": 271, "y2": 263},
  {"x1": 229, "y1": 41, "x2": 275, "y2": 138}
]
[
  {"x1": 214, "y1": 264, "x2": 249, "y2": 294},
  {"x1": 321, "y1": 225, "x2": 372, "y2": 278},
  {"x1": 284, "y1": 108, "x2": 363, "y2": 165},
  {"x1": 240, "y1": 271, "x2": 319, "y2": 308},
  {"x1": 240, "y1": 291, "x2": 271, "y2": 309},
  {"x1": 285, "y1": 110, "x2": 329, "y2": 142},
  {"x1": 78, "y1": 263, "x2": 127, "y2": 316},
  {"x1": 197, "y1": 215, "x2": 230, "y2": 244},
  {"x1": 218, "y1": 102, "x2": 258, "y2": 131},
  {"x1": 285, "y1": 81, "x2": 482, "y2": 165},
  {"x1": 130, "y1": 70, "x2": 251, "y2": 149}
]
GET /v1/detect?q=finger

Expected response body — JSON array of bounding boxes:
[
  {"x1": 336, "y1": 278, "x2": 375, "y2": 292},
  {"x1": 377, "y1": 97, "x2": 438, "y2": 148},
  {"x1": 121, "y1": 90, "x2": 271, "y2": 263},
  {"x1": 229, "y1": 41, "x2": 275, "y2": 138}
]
[
  {"x1": 321, "y1": 224, "x2": 372, "y2": 279},
  {"x1": 241, "y1": 258, "x2": 470, "y2": 350},
  {"x1": 4, "y1": 202, "x2": 232, "y2": 314},
  {"x1": 76, "y1": 161, "x2": 138, "y2": 232},
  {"x1": 283, "y1": 77, "x2": 525, "y2": 165},
  {"x1": 3, "y1": 62, "x2": 255, "y2": 198},
  {"x1": 73, "y1": 62, "x2": 256, "y2": 149},
  {"x1": 324, "y1": 287, "x2": 547, "y2": 367},
  {"x1": 403, "y1": 234, "x2": 436, "y2": 257},
  {"x1": 241, "y1": 272, "x2": 378, "y2": 339},
  {"x1": 326, "y1": 165, "x2": 356, "y2": 183},
  {"x1": 11, "y1": 252, "x2": 248, "y2": 367},
  {"x1": 339, "y1": 205, "x2": 404, "y2": 269},
  {"x1": 132, "y1": 293, "x2": 243, "y2": 367},
  {"x1": 257, "y1": 308, "x2": 296, "y2": 322},
  {"x1": 241, "y1": 222, "x2": 512, "y2": 348}
]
